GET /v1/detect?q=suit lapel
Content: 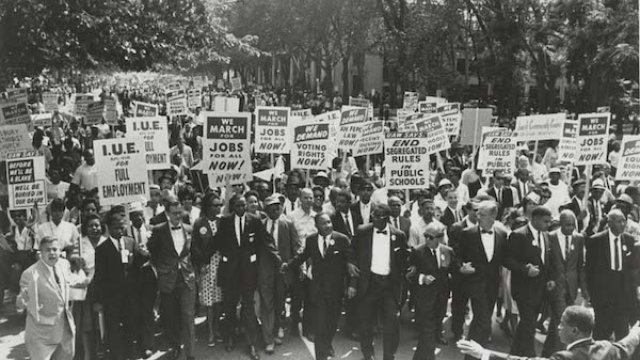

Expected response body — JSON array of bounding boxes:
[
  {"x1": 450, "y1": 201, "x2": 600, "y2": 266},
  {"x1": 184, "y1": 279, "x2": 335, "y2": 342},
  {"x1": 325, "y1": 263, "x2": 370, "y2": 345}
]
[{"x1": 476, "y1": 227, "x2": 489, "y2": 263}]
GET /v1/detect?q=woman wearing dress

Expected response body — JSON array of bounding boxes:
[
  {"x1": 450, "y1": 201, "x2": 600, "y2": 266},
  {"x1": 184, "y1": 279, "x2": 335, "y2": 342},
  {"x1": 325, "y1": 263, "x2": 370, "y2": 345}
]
[
  {"x1": 191, "y1": 192, "x2": 224, "y2": 347},
  {"x1": 73, "y1": 213, "x2": 106, "y2": 360}
]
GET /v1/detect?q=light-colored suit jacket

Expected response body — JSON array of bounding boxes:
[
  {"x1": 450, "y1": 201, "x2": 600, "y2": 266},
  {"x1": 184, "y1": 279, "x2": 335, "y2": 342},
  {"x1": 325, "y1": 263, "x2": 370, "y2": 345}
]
[{"x1": 17, "y1": 259, "x2": 76, "y2": 348}]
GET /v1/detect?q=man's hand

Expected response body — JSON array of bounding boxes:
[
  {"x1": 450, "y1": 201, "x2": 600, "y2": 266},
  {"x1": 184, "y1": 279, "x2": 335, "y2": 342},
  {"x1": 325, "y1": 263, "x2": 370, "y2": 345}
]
[
  {"x1": 546, "y1": 281, "x2": 556, "y2": 291},
  {"x1": 405, "y1": 266, "x2": 417, "y2": 281},
  {"x1": 280, "y1": 263, "x2": 289, "y2": 274},
  {"x1": 347, "y1": 286, "x2": 357, "y2": 299},
  {"x1": 347, "y1": 263, "x2": 360, "y2": 278},
  {"x1": 93, "y1": 303, "x2": 103, "y2": 313},
  {"x1": 460, "y1": 262, "x2": 476, "y2": 275},
  {"x1": 526, "y1": 263, "x2": 540, "y2": 277},
  {"x1": 456, "y1": 339, "x2": 485, "y2": 359},
  {"x1": 419, "y1": 274, "x2": 436, "y2": 286}
]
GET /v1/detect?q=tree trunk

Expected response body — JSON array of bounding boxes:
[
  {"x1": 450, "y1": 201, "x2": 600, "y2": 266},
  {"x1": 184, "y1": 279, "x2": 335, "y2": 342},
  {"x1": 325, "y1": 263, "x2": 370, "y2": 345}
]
[{"x1": 342, "y1": 55, "x2": 350, "y2": 97}]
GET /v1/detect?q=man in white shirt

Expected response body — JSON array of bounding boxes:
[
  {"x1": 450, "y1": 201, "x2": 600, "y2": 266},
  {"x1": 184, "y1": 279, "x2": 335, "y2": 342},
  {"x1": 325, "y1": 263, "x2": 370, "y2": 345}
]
[
  {"x1": 36, "y1": 199, "x2": 79, "y2": 253},
  {"x1": 71, "y1": 149, "x2": 98, "y2": 192},
  {"x1": 290, "y1": 188, "x2": 317, "y2": 244},
  {"x1": 545, "y1": 168, "x2": 570, "y2": 219},
  {"x1": 409, "y1": 198, "x2": 447, "y2": 248},
  {"x1": 434, "y1": 179, "x2": 454, "y2": 212}
]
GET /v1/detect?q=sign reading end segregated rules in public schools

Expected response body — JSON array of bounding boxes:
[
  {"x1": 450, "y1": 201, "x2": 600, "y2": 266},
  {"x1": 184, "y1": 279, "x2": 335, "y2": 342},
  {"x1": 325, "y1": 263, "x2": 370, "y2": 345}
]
[
  {"x1": 203, "y1": 112, "x2": 252, "y2": 187},
  {"x1": 384, "y1": 132, "x2": 431, "y2": 190},
  {"x1": 95, "y1": 138, "x2": 149, "y2": 206}
]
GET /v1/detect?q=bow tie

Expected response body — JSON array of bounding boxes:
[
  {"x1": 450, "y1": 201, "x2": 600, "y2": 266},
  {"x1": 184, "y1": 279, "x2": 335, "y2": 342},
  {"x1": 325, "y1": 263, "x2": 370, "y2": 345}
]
[
  {"x1": 481, "y1": 229, "x2": 493, "y2": 235},
  {"x1": 376, "y1": 229, "x2": 388, "y2": 235},
  {"x1": 171, "y1": 226, "x2": 182, "y2": 231}
]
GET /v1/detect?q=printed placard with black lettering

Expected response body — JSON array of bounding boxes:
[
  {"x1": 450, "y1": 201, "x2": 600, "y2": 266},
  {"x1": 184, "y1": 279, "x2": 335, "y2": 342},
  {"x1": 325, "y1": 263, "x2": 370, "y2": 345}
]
[
  {"x1": 6, "y1": 156, "x2": 46, "y2": 209},
  {"x1": 576, "y1": 113, "x2": 610, "y2": 165},
  {"x1": 133, "y1": 101, "x2": 159, "y2": 117},
  {"x1": 203, "y1": 112, "x2": 252, "y2": 187},
  {"x1": 291, "y1": 119, "x2": 335, "y2": 170},
  {"x1": 125, "y1": 116, "x2": 170, "y2": 170},
  {"x1": 384, "y1": 132, "x2": 431, "y2": 190},
  {"x1": 477, "y1": 127, "x2": 516, "y2": 176},
  {"x1": 166, "y1": 89, "x2": 188, "y2": 116},
  {"x1": 74, "y1": 94, "x2": 95, "y2": 117},
  {"x1": 0, "y1": 101, "x2": 31, "y2": 129},
  {"x1": 558, "y1": 120, "x2": 578, "y2": 164},
  {"x1": 337, "y1": 106, "x2": 368, "y2": 151},
  {"x1": 0, "y1": 124, "x2": 31, "y2": 158},
  {"x1": 353, "y1": 121, "x2": 384, "y2": 157},
  {"x1": 255, "y1": 106, "x2": 291, "y2": 154},
  {"x1": 95, "y1": 138, "x2": 149, "y2": 206},
  {"x1": 616, "y1": 136, "x2": 640, "y2": 180}
]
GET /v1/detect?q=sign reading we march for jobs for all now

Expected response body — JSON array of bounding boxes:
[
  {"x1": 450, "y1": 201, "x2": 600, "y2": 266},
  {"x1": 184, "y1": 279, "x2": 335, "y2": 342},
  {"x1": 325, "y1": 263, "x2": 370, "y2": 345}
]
[
  {"x1": 255, "y1": 106, "x2": 291, "y2": 154},
  {"x1": 576, "y1": 112, "x2": 610, "y2": 165},
  {"x1": 203, "y1": 112, "x2": 252, "y2": 187},
  {"x1": 94, "y1": 138, "x2": 149, "y2": 206}
]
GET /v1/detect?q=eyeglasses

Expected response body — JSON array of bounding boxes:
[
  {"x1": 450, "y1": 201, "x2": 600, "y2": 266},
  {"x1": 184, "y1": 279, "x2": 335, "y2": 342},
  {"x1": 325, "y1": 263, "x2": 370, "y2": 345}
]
[{"x1": 429, "y1": 233, "x2": 445, "y2": 239}]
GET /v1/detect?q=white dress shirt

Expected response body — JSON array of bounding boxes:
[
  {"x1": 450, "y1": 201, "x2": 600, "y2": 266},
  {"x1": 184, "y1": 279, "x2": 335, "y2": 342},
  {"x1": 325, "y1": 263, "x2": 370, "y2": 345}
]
[
  {"x1": 556, "y1": 230, "x2": 572, "y2": 261},
  {"x1": 608, "y1": 230, "x2": 623, "y2": 271},
  {"x1": 342, "y1": 211, "x2": 355, "y2": 236},
  {"x1": 131, "y1": 225, "x2": 150, "y2": 246},
  {"x1": 171, "y1": 224, "x2": 185, "y2": 254},
  {"x1": 13, "y1": 226, "x2": 33, "y2": 251},
  {"x1": 360, "y1": 202, "x2": 371, "y2": 224},
  {"x1": 480, "y1": 226, "x2": 495, "y2": 262},
  {"x1": 529, "y1": 223, "x2": 545, "y2": 264},
  {"x1": 290, "y1": 208, "x2": 317, "y2": 244},
  {"x1": 234, "y1": 215, "x2": 245, "y2": 246},
  {"x1": 318, "y1": 234, "x2": 331, "y2": 257},
  {"x1": 371, "y1": 226, "x2": 391, "y2": 275},
  {"x1": 36, "y1": 220, "x2": 80, "y2": 250}
]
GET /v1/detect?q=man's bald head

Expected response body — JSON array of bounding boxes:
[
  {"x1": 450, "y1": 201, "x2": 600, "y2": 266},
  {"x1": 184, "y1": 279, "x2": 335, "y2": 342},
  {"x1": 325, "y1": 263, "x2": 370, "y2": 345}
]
[
  {"x1": 607, "y1": 209, "x2": 627, "y2": 236},
  {"x1": 559, "y1": 210, "x2": 577, "y2": 236}
]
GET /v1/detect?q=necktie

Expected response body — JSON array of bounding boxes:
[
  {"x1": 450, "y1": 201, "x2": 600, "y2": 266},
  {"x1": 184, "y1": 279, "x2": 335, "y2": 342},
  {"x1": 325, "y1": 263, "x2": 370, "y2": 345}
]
[
  {"x1": 344, "y1": 214, "x2": 352, "y2": 236},
  {"x1": 432, "y1": 249, "x2": 438, "y2": 268},
  {"x1": 239, "y1": 217, "x2": 244, "y2": 244},
  {"x1": 270, "y1": 219, "x2": 276, "y2": 236},
  {"x1": 53, "y1": 267, "x2": 61, "y2": 286},
  {"x1": 376, "y1": 229, "x2": 387, "y2": 234},
  {"x1": 614, "y1": 237, "x2": 621, "y2": 271},
  {"x1": 565, "y1": 235, "x2": 571, "y2": 261},
  {"x1": 394, "y1": 217, "x2": 399, "y2": 229},
  {"x1": 538, "y1": 231, "x2": 544, "y2": 264},
  {"x1": 496, "y1": 189, "x2": 502, "y2": 203},
  {"x1": 323, "y1": 236, "x2": 328, "y2": 257},
  {"x1": 171, "y1": 226, "x2": 181, "y2": 231},
  {"x1": 481, "y1": 229, "x2": 493, "y2": 235}
]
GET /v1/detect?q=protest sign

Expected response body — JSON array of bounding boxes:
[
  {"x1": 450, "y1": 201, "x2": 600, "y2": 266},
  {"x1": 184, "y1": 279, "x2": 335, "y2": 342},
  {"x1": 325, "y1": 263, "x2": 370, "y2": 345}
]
[
  {"x1": 514, "y1": 113, "x2": 565, "y2": 141},
  {"x1": 477, "y1": 127, "x2": 517, "y2": 176},
  {"x1": 437, "y1": 103, "x2": 462, "y2": 137},
  {"x1": 0, "y1": 101, "x2": 31, "y2": 129},
  {"x1": 403, "y1": 91, "x2": 419, "y2": 112},
  {"x1": 413, "y1": 114, "x2": 451, "y2": 153},
  {"x1": 6, "y1": 156, "x2": 46, "y2": 210},
  {"x1": 0, "y1": 124, "x2": 31, "y2": 158},
  {"x1": 291, "y1": 119, "x2": 335, "y2": 170},
  {"x1": 557, "y1": 120, "x2": 578, "y2": 164},
  {"x1": 6, "y1": 88, "x2": 28, "y2": 103},
  {"x1": 349, "y1": 97, "x2": 374, "y2": 121},
  {"x1": 213, "y1": 96, "x2": 240, "y2": 113},
  {"x1": 337, "y1": 106, "x2": 368, "y2": 151},
  {"x1": 291, "y1": 108, "x2": 312, "y2": 119},
  {"x1": 85, "y1": 101, "x2": 105, "y2": 125},
  {"x1": 94, "y1": 138, "x2": 149, "y2": 206},
  {"x1": 166, "y1": 89, "x2": 188, "y2": 116},
  {"x1": 104, "y1": 98, "x2": 118, "y2": 124},
  {"x1": 576, "y1": 112, "x2": 610, "y2": 165},
  {"x1": 384, "y1": 132, "x2": 431, "y2": 189},
  {"x1": 425, "y1": 96, "x2": 447, "y2": 104},
  {"x1": 125, "y1": 117, "x2": 170, "y2": 170},
  {"x1": 231, "y1": 77, "x2": 242, "y2": 92},
  {"x1": 255, "y1": 106, "x2": 291, "y2": 154},
  {"x1": 460, "y1": 108, "x2": 493, "y2": 146},
  {"x1": 133, "y1": 101, "x2": 159, "y2": 117},
  {"x1": 74, "y1": 94, "x2": 95, "y2": 117},
  {"x1": 31, "y1": 113, "x2": 52, "y2": 128},
  {"x1": 203, "y1": 112, "x2": 252, "y2": 187},
  {"x1": 42, "y1": 92, "x2": 60, "y2": 112},
  {"x1": 353, "y1": 121, "x2": 384, "y2": 157},
  {"x1": 167, "y1": 82, "x2": 182, "y2": 91},
  {"x1": 418, "y1": 101, "x2": 437, "y2": 114},
  {"x1": 188, "y1": 89, "x2": 202, "y2": 108},
  {"x1": 314, "y1": 110, "x2": 340, "y2": 140},
  {"x1": 615, "y1": 136, "x2": 640, "y2": 180}
]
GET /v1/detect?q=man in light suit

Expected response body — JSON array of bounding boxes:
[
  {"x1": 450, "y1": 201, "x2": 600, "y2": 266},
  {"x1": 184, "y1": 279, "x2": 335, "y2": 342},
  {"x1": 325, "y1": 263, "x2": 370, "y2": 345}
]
[
  {"x1": 458, "y1": 305, "x2": 640, "y2": 360},
  {"x1": 94, "y1": 210, "x2": 136, "y2": 360},
  {"x1": 283, "y1": 213, "x2": 353, "y2": 360},
  {"x1": 349, "y1": 204, "x2": 409, "y2": 360},
  {"x1": 147, "y1": 198, "x2": 197, "y2": 360},
  {"x1": 456, "y1": 200, "x2": 508, "y2": 353},
  {"x1": 543, "y1": 210, "x2": 589, "y2": 356},
  {"x1": 17, "y1": 236, "x2": 76, "y2": 360},
  {"x1": 259, "y1": 195, "x2": 301, "y2": 354},
  {"x1": 586, "y1": 209, "x2": 640, "y2": 341},
  {"x1": 410, "y1": 222, "x2": 454, "y2": 360},
  {"x1": 505, "y1": 206, "x2": 557, "y2": 357}
]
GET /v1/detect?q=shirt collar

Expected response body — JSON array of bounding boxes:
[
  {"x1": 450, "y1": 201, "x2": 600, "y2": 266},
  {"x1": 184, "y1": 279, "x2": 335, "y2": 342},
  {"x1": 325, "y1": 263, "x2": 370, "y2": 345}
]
[
  {"x1": 528, "y1": 223, "x2": 539, "y2": 240},
  {"x1": 609, "y1": 230, "x2": 621, "y2": 242},
  {"x1": 465, "y1": 217, "x2": 476, "y2": 228},
  {"x1": 566, "y1": 337, "x2": 593, "y2": 351}
]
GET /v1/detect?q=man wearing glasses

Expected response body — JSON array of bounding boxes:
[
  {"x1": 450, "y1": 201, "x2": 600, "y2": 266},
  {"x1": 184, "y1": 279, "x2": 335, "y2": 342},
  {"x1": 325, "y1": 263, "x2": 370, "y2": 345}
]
[
  {"x1": 409, "y1": 222, "x2": 454, "y2": 360},
  {"x1": 456, "y1": 200, "x2": 508, "y2": 359}
]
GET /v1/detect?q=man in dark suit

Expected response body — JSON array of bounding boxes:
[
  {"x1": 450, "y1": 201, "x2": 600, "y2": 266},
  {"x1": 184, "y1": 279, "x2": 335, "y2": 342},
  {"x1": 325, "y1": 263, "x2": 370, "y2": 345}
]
[
  {"x1": 449, "y1": 198, "x2": 481, "y2": 340},
  {"x1": 440, "y1": 188, "x2": 464, "y2": 228},
  {"x1": 94, "y1": 209, "x2": 136, "y2": 360},
  {"x1": 212, "y1": 194, "x2": 280, "y2": 360},
  {"x1": 543, "y1": 210, "x2": 589, "y2": 356},
  {"x1": 259, "y1": 195, "x2": 300, "y2": 354},
  {"x1": 149, "y1": 189, "x2": 173, "y2": 226},
  {"x1": 586, "y1": 179, "x2": 607, "y2": 236},
  {"x1": 505, "y1": 206, "x2": 557, "y2": 357},
  {"x1": 559, "y1": 180, "x2": 588, "y2": 233},
  {"x1": 458, "y1": 305, "x2": 640, "y2": 360},
  {"x1": 410, "y1": 222, "x2": 454, "y2": 360},
  {"x1": 456, "y1": 200, "x2": 508, "y2": 352},
  {"x1": 348, "y1": 204, "x2": 409, "y2": 360},
  {"x1": 283, "y1": 213, "x2": 353, "y2": 360},
  {"x1": 486, "y1": 171, "x2": 514, "y2": 219},
  {"x1": 147, "y1": 198, "x2": 197, "y2": 360},
  {"x1": 350, "y1": 180, "x2": 374, "y2": 228},
  {"x1": 586, "y1": 209, "x2": 640, "y2": 341},
  {"x1": 388, "y1": 196, "x2": 411, "y2": 238},
  {"x1": 331, "y1": 190, "x2": 356, "y2": 240}
]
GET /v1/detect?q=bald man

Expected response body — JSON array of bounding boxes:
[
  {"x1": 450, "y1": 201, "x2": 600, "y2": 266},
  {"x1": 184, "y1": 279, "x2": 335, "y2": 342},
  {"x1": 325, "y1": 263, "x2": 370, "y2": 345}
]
[
  {"x1": 543, "y1": 210, "x2": 588, "y2": 356},
  {"x1": 586, "y1": 209, "x2": 640, "y2": 341}
]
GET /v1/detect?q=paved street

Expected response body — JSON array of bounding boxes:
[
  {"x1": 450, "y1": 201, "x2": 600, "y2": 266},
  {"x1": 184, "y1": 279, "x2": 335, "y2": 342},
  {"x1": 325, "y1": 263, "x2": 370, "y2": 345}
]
[{"x1": 0, "y1": 294, "x2": 544, "y2": 360}]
